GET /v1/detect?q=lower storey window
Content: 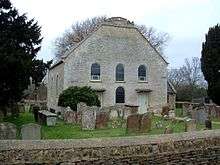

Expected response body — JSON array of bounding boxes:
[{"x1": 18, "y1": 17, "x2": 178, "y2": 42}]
[{"x1": 116, "y1": 87, "x2": 125, "y2": 103}]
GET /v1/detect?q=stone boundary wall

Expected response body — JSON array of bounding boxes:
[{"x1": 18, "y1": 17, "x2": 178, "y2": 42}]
[{"x1": 1, "y1": 130, "x2": 220, "y2": 164}]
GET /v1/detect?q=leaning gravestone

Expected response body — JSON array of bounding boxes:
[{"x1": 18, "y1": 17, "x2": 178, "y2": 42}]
[
  {"x1": 21, "y1": 123, "x2": 41, "y2": 140},
  {"x1": 81, "y1": 106, "x2": 97, "y2": 130},
  {"x1": 126, "y1": 114, "x2": 141, "y2": 133},
  {"x1": 0, "y1": 122, "x2": 17, "y2": 139},
  {"x1": 64, "y1": 107, "x2": 77, "y2": 124},
  {"x1": 185, "y1": 119, "x2": 196, "y2": 132},
  {"x1": 140, "y1": 112, "x2": 152, "y2": 133},
  {"x1": 96, "y1": 112, "x2": 109, "y2": 129}
]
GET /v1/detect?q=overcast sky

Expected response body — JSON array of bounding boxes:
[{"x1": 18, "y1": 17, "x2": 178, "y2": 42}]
[{"x1": 11, "y1": 0, "x2": 220, "y2": 68}]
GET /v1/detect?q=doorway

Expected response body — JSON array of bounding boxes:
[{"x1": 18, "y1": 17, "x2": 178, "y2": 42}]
[{"x1": 138, "y1": 93, "x2": 149, "y2": 114}]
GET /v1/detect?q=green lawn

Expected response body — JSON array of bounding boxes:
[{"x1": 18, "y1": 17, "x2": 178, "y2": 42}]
[
  {"x1": 3, "y1": 112, "x2": 35, "y2": 127},
  {"x1": 2, "y1": 112, "x2": 220, "y2": 139}
]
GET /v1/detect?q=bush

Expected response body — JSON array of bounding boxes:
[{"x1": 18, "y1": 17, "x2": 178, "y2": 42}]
[{"x1": 58, "y1": 86, "x2": 100, "y2": 111}]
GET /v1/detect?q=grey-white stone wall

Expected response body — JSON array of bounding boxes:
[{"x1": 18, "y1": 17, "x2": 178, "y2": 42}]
[{"x1": 47, "y1": 62, "x2": 64, "y2": 110}]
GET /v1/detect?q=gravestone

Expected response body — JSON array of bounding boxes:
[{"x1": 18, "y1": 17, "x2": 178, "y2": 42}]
[
  {"x1": 96, "y1": 112, "x2": 109, "y2": 129},
  {"x1": 195, "y1": 106, "x2": 208, "y2": 124},
  {"x1": 164, "y1": 127, "x2": 173, "y2": 134},
  {"x1": 109, "y1": 109, "x2": 118, "y2": 119},
  {"x1": 161, "y1": 106, "x2": 169, "y2": 117},
  {"x1": 21, "y1": 123, "x2": 41, "y2": 140},
  {"x1": 0, "y1": 122, "x2": 17, "y2": 139},
  {"x1": 205, "y1": 120, "x2": 212, "y2": 130},
  {"x1": 64, "y1": 107, "x2": 77, "y2": 124},
  {"x1": 140, "y1": 113, "x2": 152, "y2": 133},
  {"x1": 215, "y1": 106, "x2": 220, "y2": 118},
  {"x1": 124, "y1": 105, "x2": 138, "y2": 119},
  {"x1": 126, "y1": 114, "x2": 141, "y2": 133},
  {"x1": 18, "y1": 103, "x2": 25, "y2": 113},
  {"x1": 24, "y1": 104, "x2": 31, "y2": 113},
  {"x1": 77, "y1": 103, "x2": 88, "y2": 124},
  {"x1": 81, "y1": 106, "x2": 97, "y2": 130},
  {"x1": 33, "y1": 105, "x2": 40, "y2": 122},
  {"x1": 185, "y1": 119, "x2": 196, "y2": 132},
  {"x1": 38, "y1": 110, "x2": 57, "y2": 126},
  {"x1": 182, "y1": 103, "x2": 192, "y2": 117}
]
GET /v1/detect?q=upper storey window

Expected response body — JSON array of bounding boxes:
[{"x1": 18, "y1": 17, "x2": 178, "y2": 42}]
[
  {"x1": 116, "y1": 64, "x2": 124, "y2": 81},
  {"x1": 138, "y1": 65, "x2": 146, "y2": 81},
  {"x1": 91, "y1": 63, "x2": 100, "y2": 80}
]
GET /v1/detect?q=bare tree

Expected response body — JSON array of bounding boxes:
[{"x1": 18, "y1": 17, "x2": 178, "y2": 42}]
[
  {"x1": 168, "y1": 68, "x2": 184, "y2": 88},
  {"x1": 55, "y1": 16, "x2": 107, "y2": 58},
  {"x1": 180, "y1": 57, "x2": 204, "y2": 87},
  {"x1": 54, "y1": 16, "x2": 170, "y2": 59},
  {"x1": 136, "y1": 25, "x2": 169, "y2": 53},
  {"x1": 168, "y1": 57, "x2": 207, "y2": 101}
]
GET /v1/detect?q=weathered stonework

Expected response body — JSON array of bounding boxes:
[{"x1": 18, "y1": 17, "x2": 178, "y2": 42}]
[
  {"x1": 185, "y1": 119, "x2": 196, "y2": 132},
  {"x1": 47, "y1": 62, "x2": 64, "y2": 110},
  {"x1": 63, "y1": 107, "x2": 77, "y2": 124},
  {"x1": 38, "y1": 110, "x2": 57, "y2": 126},
  {"x1": 100, "y1": 104, "x2": 138, "y2": 120},
  {"x1": 0, "y1": 122, "x2": 17, "y2": 140},
  {"x1": 1, "y1": 130, "x2": 220, "y2": 164},
  {"x1": 95, "y1": 111, "x2": 109, "y2": 129},
  {"x1": 81, "y1": 106, "x2": 97, "y2": 130},
  {"x1": 126, "y1": 114, "x2": 141, "y2": 133},
  {"x1": 47, "y1": 17, "x2": 168, "y2": 114},
  {"x1": 140, "y1": 113, "x2": 152, "y2": 133},
  {"x1": 21, "y1": 123, "x2": 41, "y2": 140}
]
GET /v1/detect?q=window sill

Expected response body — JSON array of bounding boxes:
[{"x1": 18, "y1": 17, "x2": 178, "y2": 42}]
[
  {"x1": 138, "y1": 81, "x2": 148, "y2": 83},
  {"x1": 90, "y1": 79, "x2": 102, "y2": 83},
  {"x1": 115, "y1": 81, "x2": 126, "y2": 83}
]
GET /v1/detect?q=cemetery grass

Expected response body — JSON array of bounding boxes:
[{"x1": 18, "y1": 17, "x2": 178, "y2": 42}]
[
  {"x1": 3, "y1": 112, "x2": 220, "y2": 139},
  {"x1": 175, "y1": 108, "x2": 184, "y2": 117},
  {"x1": 3, "y1": 112, "x2": 35, "y2": 127}
]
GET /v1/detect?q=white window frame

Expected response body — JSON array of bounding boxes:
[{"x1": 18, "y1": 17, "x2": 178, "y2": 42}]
[{"x1": 91, "y1": 75, "x2": 100, "y2": 81}]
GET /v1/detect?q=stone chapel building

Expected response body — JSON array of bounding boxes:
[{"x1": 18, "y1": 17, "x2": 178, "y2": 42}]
[{"x1": 47, "y1": 17, "x2": 170, "y2": 113}]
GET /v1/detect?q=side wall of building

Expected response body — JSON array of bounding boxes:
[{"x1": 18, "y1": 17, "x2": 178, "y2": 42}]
[
  {"x1": 47, "y1": 63, "x2": 64, "y2": 110},
  {"x1": 63, "y1": 25, "x2": 167, "y2": 112}
]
